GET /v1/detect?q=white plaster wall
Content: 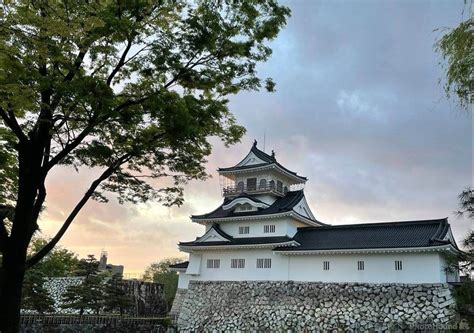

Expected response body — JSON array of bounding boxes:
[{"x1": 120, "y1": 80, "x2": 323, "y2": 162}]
[
  {"x1": 182, "y1": 250, "x2": 449, "y2": 286},
  {"x1": 186, "y1": 253, "x2": 202, "y2": 275},
  {"x1": 189, "y1": 249, "x2": 290, "y2": 282},
  {"x1": 218, "y1": 217, "x2": 299, "y2": 238},
  {"x1": 288, "y1": 252, "x2": 445, "y2": 283},
  {"x1": 178, "y1": 272, "x2": 191, "y2": 289}
]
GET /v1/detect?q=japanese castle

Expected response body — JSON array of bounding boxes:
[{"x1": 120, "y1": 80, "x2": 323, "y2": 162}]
[{"x1": 170, "y1": 141, "x2": 460, "y2": 288}]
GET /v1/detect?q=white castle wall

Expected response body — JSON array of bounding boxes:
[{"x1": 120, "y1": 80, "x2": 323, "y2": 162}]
[
  {"x1": 218, "y1": 217, "x2": 300, "y2": 238},
  {"x1": 181, "y1": 249, "x2": 452, "y2": 288}
]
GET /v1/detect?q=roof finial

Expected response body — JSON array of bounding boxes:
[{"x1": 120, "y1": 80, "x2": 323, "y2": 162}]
[
  {"x1": 271, "y1": 150, "x2": 275, "y2": 159},
  {"x1": 253, "y1": 139, "x2": 257, "y2": 147}
]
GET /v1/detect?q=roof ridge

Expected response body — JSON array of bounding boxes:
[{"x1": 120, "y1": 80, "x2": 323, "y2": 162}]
[
  {"x1": 251, "y1": 140, "x2": 276, "y2": 162},
  {"x1": 218, "y1": 142, "x2": 307, "y2": 181},
  {"x1": 298, "y1": 218, "x2": 448, "y2": 230}
]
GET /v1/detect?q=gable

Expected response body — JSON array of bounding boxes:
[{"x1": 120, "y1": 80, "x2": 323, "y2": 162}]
[
  {"x1": 235, "y1": 151, "x2": 268, "y2": 167},
  {"x1": 443, "y1": 227, "x2": 458, "y2": 248},
  {"x1": 292, "y1": 196, "x2": 316, "y2": 221},
  {"x1": 195, "y1": 226, "x2": 231, "y2": 243}
]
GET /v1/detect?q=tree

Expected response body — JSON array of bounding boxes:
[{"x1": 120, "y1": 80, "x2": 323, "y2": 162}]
[
  {"x1": 435, "y1": 6, "x2": 473, "y2": 320},
  {"x1": 434, "y1": 6, "x2": 473, "y2": 110},
  {"x1": 27, "y1": 236, "x2": 80, "y2": 277},
  {"x1": 21, "y1": 269, "x2": 54, "y2": 315},
  {"x1": 61, "y1": 255, "x2": 104, "y2": 316},
  {"x1": 103, "y1": 273, "x2": 133, "y2": 316},
  {"x1": 61, "y1": 274, "x2": 105, "y2": 316},
  {"x1": 21, "y1": 236, "x2": 79, "y2": 314},
  {"x1": 452, "y1": 187, "x2": 474, "y2": 324},
  {"x1": 73, "y1": 254, "x2": 101, "y2": 278},
  {"x1": 143, "y1": 257, "x2": 183, "y2": 310},
  {"x1": 456, "y1": 187, "x2": 474, "y2": 276},
  {"x1": 0, "y1": 1, "x2": 290, "y2": 330}
]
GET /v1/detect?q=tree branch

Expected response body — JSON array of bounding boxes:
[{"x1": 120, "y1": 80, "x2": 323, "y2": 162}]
[
  {"x1": 30, "y1": 181, "x2": 46, "y2": 232},
  {"x1": 26, "y1": 153, "x2": 133, "y2": 269},
  {"x1": 45, "y1": 116, "x2": 98, "y2": 171},
  {"x1": 107, "y1": 38, "x2": 133, "y2": 86},
  {"x1": 64, "y1": 49, "x2": 87, "y2": 82},
  {"x1": 49, "y1": 49, "x2": 89, "y2": 112},
  {"x1": 0, "y1": 107, "x2": 27, "y2": 143},
  {"x1": 114, "y1": 96, "x2": 149, "y2": 112}
]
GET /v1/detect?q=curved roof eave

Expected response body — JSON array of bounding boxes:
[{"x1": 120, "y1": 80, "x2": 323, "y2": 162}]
[
  {"x1": 217, "y1": 142, "x2": 307, "y2": 182},
  {"x1": 191, "y1": 211, "x2": 325, "y2": 227}
]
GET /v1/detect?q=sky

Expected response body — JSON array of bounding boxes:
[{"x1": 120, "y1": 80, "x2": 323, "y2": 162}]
[{"x1": 38, "y1": 0, "x2": 472, "y2": 275}]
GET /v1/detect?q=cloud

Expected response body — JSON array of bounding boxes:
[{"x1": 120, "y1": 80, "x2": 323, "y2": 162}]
[
  {"x1": 336, "y1": 90, "x2": 387, "y2": 122},
  {"x1": 38, "y1": 1, "x2": 472, "y2": 274}
]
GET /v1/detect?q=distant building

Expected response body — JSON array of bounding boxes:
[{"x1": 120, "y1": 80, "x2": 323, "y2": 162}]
[
  {"x1": 98, "y1": 250, "x2": 124, "y2": 276},
  {"x1": 171, "y1": 141, "x2": 461, "y2": 289}
]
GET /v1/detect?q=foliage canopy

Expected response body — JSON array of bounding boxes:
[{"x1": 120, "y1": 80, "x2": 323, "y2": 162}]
[
  {"x1": 435, "y1": 14, "x2": 473, "y2": 110},
  {"x1": 143, "y1": 257, "x2": 182, "y2": 309},
  {"x1": 0, "y1": 1, "x2": 290, "y2": 330}
]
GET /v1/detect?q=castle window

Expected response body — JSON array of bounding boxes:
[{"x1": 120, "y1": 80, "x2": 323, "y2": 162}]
[
  {"x1": 323, "y1": 261, "x2": 330, "y2": 270},
  {"x1": 357, "y1": 261, "x2": 365, "y2": 271},
  {"x1": 269, "y1": 180, "x2": 275, "y2": 189},
  {"x1": 231, "y1": 259, "x2": 245, "y2": 269},
  {"x1": 277, "y1": 180, "x2": 283, "y2": 192},
  {"x1": 236, "y1": 181, "x2": 244, "y2": 192},
  {"x1": 264, "y1": 225, "x2": 275, "y2": 233},
  {"x1": 247, "y1": 178, "x2": 257, "y2": 191},
  {"x1": 257, "y1": 258, "x2": 272, "y2": 269},
  {"x1": 395, "y1": 260, "x2": 403, "y2": 271},
  {"x1": 283, "y1": 186, "x2": 288, "y2": 194},
  {"x1": 259, "y1": 179, "x2": 267, "y2": 189},
  {"x1": 207, "y1": 259, "x2": 220, "y2": 269},
  {"x1": 239, "y1": 226, "x2": 250, "y2": 234}
]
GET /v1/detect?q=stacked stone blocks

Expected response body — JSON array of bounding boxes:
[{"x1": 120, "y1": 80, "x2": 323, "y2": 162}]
[{"x1": 177, "y1": 281, "x2": 456, "y2": 331}]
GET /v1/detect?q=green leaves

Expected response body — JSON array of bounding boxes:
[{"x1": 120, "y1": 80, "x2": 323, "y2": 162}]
[
  {"x1": 0, "y1": 1, "x2": 290, "y2": 212},
  {"x1": 143, "y1": 258, "x2": 183, "y2": 310},
  {"x1": 21, "y1": 269, "x2": 55, "y2": 314},
  {"x1": 435, "y1": 16, "x2": 473, "y2": 111},
  {"x1": 103, "y1": 274, "x2": 133, "y2": 315},
  {"x1": 0, "y1": 127, "x2": 17, "y2": 205},
  {"x1": 27, "y1": 237, "x2": 80, "y2": 277}
]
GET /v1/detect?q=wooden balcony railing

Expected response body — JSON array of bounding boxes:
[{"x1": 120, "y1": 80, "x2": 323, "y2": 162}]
[{"x1": 222, "y1": 185, "x2": 286, "y2": 197}]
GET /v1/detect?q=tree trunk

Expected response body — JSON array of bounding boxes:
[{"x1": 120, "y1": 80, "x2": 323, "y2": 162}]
[
  {"x1": 0, "y1": 247, "x2": 27, "y2": 333},
  {"x1": 0, "y1": 144, "x2": 41, "y2": 332}
]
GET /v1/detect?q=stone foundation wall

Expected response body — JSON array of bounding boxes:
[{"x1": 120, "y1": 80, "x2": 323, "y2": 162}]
[
  {"x1": 42, "y1": 277, "x2": 84, "y2": 314},
  {"x1": 169, "y1": 289, "x2": 188, "y2": 318},
  {"x1": 177, "y1": 281, "x2": 456, "y2": 331},
  {"x1": 31, "y1": 277, "x2": 167, "y2": 316}
]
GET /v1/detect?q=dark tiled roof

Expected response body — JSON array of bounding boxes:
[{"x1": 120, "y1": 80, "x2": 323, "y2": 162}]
[
  {"x1": 191, "y1": 190, "x2": 318, "y2": 222},
  {"x1": 224, "y1": 193, "x2": 269, "y2": 205},
  {"x1": 218, "y1": 142, "x2": 307, "y2": 181},
  {"x1": 180, "y1": 236, "x2": 295, "y2": 247},
  {"x1": 274, "y1": 218, "x2": 456, "y2": 252},
  {"x1": 249, "y1": 143, "x2": 276, "y2": 163},
  {"x1": 169, "y1": 261, "x2": 189, "y2": 269},
  {"x1": 179, "y1": 223, "x2": 296, "y2": 247}
]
